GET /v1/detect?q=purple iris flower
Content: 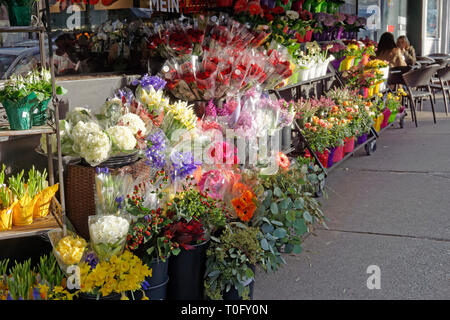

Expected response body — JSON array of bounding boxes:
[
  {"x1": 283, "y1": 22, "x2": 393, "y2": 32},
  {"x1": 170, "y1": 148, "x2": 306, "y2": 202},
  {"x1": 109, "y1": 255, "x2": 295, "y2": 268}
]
[
  {"x1": 84, "y1": 253, "x2": 98, "y2": 270},
  {"x1": 170, "y1": 151, "x2": 201, "y2": 181},
  {"x1": 115, "y1": 196, "x2": 124, "y2": 209},
  {"x1": 132, "y1": 74, "x2": 167, "y2": 91},
  {"x1": 145, "y1": 130, "x2": 167, "y2": 169},
  {"x1": 96, "y1": 167, "x2": 109, "y2": 175},
  {"x1": 116, "y1": 88, "x2": 134, "y2": 104}
]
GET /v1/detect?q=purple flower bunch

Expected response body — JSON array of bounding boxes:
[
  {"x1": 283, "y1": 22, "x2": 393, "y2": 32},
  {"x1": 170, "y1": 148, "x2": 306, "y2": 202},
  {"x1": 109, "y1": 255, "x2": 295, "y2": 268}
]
[
  {"x1": 96, "y1": 167, "x2": 109, "y2": 174},
  {"x1": 115, "y1": 88, "x2": 134, "y2": 105},
  {"x1": 170, "y1": 151, "x2": 201, "y2": 181},
  {"x1": 345, "y1": 14, "x2": 358, "y2": 25},
  {"x1": 84, "y1": 253, "x2": 99, "y2": 270},
  {"x1": 145, "y1": 130, "x2": 167, "y2": 169},
  {"x1": 132, "y1": 74, "x2": 167, "y2": 91}
]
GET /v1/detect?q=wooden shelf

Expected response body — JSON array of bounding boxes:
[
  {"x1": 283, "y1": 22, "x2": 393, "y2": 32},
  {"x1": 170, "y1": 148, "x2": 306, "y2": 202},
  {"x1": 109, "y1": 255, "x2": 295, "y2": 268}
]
[
  {"x1": 0, "y1": 26, "x2": 45, "y2": 33},
  {"x1": 0, "y1": 124, "x2": 55, "y2": 138},
  {"x1": 0, "y1": 215, "x2": 61, "y2": 240}
]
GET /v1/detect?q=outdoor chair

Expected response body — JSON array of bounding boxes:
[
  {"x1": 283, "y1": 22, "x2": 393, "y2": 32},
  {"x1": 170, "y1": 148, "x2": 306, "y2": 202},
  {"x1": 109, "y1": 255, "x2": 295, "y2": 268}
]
[
  {"x1": 387, "y1": 66, "x2": 412, "y2": 108},
  {"x1": 402, "y1": 64, "x2": 442, "y2": 127},
  {"x1": 416, "y1": 56, "x2": 436, "y2": 67},
  {"x1": 429, "y1": 65, "x2": 450, "y2": 116}
]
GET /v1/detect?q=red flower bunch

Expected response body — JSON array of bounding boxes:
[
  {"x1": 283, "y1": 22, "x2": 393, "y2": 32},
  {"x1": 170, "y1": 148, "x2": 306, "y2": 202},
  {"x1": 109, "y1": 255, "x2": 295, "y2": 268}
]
[
  {"x1": 147, "y1": 33, "x2": 165, "y2": 50},
  {"x1": 299, "y1": 10, "x2": 313, "y2": 21},
  {"x1": 248, "y1": 1, "x2": 264, "y2": 17},
  {"x1": 272, "y1": 6, "x2": 285, "y2": 15},
  {"x1": 164, "y1": 219, "x2": 206, "y2": 250}
]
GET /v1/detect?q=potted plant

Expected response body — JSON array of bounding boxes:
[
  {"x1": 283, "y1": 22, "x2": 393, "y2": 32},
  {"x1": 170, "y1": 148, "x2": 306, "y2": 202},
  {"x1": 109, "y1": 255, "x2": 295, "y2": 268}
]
[
  {"x1": 204, "y1": 224, "x2": 263, "y2": 300},
  {"x1": 77, "y1": 250, "x2": 151, "y2": 300},
  {"x1": 0, "y1": 69, "x2": 66, "y2": 130},
  {"x1": 0, "y1": 0, "x2": 36, "y2": 27},
  {"x1": 0, "y1": 165, "x2": 17, "y2": 231},
  {"x1": 254, "y1": 165, "x2": 326, "y2": 273},
  {"x1": 126, "y1": 204, "x2": 180, "y2": 300},
  {"x1": 165, "y1": 182, "x2": 227, "y2": 300}
]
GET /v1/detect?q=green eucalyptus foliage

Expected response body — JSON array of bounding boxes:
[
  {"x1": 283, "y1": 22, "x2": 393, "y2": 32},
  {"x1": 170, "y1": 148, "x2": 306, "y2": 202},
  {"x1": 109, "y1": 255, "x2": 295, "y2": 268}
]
[
  {"x1": 204, "y1": 224, "x2": 264, "y2": 300},
  {"x1": 255, "y1": 161, "x2": 326, "y2": 273}
]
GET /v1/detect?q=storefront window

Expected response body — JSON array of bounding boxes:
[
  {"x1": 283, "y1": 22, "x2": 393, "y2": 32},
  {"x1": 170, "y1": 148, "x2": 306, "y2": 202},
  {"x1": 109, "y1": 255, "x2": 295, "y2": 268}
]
[{"x1": 426, "y1": 0, "x2": 440, "y2": 38}]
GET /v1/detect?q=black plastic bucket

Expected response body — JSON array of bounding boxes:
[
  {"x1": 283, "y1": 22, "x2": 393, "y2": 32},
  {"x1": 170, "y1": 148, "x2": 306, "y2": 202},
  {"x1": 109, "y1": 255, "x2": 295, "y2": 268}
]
[
  {"x1": 148, "y1": 259, "x2": 169, "y2": 287},
  {"x1": 222, "y1": 280, "x2": 255, "y2": 300},
  {"x1": 167, "y1": 239, "x2": 210, "y2": 300}
]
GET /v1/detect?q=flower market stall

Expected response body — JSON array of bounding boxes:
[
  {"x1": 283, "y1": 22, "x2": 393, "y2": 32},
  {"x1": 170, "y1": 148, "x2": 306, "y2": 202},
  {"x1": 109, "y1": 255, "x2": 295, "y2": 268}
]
[{"x1": 0, "y1": 1, "x2": 411, "y2": 301}]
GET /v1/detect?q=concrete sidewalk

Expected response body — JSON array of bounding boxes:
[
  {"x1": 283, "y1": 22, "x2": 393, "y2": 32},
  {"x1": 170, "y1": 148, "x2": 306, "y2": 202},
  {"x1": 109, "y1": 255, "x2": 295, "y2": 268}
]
[{"x1": 254, "y1": 106, "x2": 450, "y2": 300}]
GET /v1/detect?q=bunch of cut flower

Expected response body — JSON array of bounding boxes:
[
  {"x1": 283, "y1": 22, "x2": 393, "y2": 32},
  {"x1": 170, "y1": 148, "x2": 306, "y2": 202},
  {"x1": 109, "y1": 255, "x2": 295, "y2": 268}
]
[
  {"x1": 157, "y1": 14, "x2": 292, "y2": 102},
  {"x1": 341, "y1": 62, "x2": 384, "y2": 95},
  {"x1": 40, "y1": 101, "x2": 149, "y2": 166},
  {"x1": 88, "y1": 167, "x2": 134, "y2": 262},
  {"x1": 203, "y1": 88, "x2": 295, "y2": 140}
]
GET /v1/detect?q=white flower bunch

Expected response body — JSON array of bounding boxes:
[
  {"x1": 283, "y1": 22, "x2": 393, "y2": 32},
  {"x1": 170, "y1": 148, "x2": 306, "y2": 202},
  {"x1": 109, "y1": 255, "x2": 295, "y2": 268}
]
[
  {"x1": 71, "y1": 121, "x2": 111, "y2": 166},
  {"x1": 118, "y1": 113, "x2": 147, "y2": 136},
  {"x1": 89, "y1": 215, "x2": 130, "y2": 245},
  {"x1": 66, "y1": 107, "x2": 94, "y2": 126},
  {"x1": 106, "y1": 125, "x2": 137, "y2": 151},
  {"x1": 286, "y1": 10, "x2": 300, "y2": 20}
]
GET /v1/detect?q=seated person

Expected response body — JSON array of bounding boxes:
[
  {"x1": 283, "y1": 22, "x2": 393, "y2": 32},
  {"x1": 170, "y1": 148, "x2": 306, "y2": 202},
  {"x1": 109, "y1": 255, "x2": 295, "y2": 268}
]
[
  {"x1": 396, "y1": 35, "x2": 417, "y2": 66},
  {"x1": 376, "y1": 32, "x2": 407, "y2": 68}
]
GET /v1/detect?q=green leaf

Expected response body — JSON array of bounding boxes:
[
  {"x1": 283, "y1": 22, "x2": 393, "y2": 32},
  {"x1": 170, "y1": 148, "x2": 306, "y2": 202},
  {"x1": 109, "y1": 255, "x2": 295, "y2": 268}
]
[
  {"x1": 270, "y1": 203, "x2": 279, "y2": 215},
  {"x1": 286, "y1": 210, "x2": 296, "y2": 222},
  {"x1": 270, "y1": 220, "x2": 283, "y2": 227},
  {"x1": 294, "y1": 198, "x2": 305, "y2": 209},
  {"x1": 293, "y1": 244, "x2": 303, "y2": 254},
  {"x1": 294, "y1": 219, "x2": 308, "y2": 234},
  {"x1": 284, "y1": 244, "x2": 294, "y2": 254},
  {"x1": 261, "y1": 223, "x2": 274, "y2": 234},
  {"x1": 273, "y1": 228, "x2": 287, "y2": 239},
  {"x1": 274, "y1": 187, "x2": 282, "y2": 198},
  {"x1": 208, "y1": 270, "x2": 221, "y2": 278},
  {"x1": 260, "y1": 238, "x2": 269, "y2": 251},
  {"x1": 303, "y1": 211, "x2": 313, "y2": 223}
]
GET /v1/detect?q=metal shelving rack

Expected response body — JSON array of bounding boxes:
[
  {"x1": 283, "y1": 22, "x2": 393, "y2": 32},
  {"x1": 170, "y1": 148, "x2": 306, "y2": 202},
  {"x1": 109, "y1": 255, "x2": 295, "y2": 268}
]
[
  {"x1": 269, "y1": 63, "x2": 407, "y2": 196},
  {"x1": 0, "y1": 0, "x2": 66, "y2": 239}
]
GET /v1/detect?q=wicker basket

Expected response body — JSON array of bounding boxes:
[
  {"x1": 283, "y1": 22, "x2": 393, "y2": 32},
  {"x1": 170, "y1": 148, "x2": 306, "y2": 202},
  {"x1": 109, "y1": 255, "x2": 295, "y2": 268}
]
[{"x1": 64, "y1": 158, "x2": 151, "y2": 240}]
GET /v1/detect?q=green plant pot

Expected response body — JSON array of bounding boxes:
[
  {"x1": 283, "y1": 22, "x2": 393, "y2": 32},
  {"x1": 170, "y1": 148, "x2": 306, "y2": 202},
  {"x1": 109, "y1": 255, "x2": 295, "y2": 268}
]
[
  {"x1": 7, "y1": 5, "x2": 32, "y2": 27},
  {"x1": 32, "y1": 98, "x2": 51, "y2": 126},
  {"x1": 2, "y1": 92, "x2": 38, "y2": 130},
  {"x1": 388, "y1": 111, "x2": 398, "y2": 123}
]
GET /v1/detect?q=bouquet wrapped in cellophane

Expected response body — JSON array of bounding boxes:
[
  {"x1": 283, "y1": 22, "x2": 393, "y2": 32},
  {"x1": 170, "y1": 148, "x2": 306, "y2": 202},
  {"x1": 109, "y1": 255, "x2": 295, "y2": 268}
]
[{"x1": 155, "y1": 14, "x2": 293, "y2": 103}]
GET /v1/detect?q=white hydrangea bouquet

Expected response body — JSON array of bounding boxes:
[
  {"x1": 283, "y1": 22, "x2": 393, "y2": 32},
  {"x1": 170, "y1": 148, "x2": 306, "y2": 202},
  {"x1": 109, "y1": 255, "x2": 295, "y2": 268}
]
[{"x1": 88, "y1": 214, "x2": 131, "y2": 261}]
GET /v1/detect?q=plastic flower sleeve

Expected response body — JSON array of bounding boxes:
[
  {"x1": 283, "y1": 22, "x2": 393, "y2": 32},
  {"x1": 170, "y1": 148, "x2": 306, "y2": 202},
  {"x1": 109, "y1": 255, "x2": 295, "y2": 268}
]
[
  {"x1": 88, "y1": 214, "x2": 131, "y2": 262},
  {"x1": 94, "y1": 168, "x2": 134, "y2": 215}
]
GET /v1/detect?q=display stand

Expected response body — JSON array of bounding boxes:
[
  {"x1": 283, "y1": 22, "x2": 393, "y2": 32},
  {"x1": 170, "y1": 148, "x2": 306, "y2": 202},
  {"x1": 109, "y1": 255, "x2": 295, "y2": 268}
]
[
  {"x1": 0, "y1": 0, "x2": 65, "y2": 240},
  {"x1": 270, "y1": 63, "x2": 407, "y2": 196}
]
